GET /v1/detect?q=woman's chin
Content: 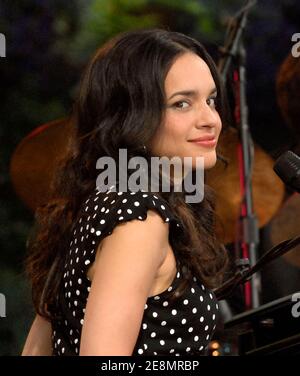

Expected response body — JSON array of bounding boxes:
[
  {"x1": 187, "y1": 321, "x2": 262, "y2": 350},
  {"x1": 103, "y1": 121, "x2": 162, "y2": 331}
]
[
  {"x1": 190, "y1": 152, "x2": 217, "y2": 170},
  {"x1": 204, "y1": 159, "x2": 217, "y2": 170}
]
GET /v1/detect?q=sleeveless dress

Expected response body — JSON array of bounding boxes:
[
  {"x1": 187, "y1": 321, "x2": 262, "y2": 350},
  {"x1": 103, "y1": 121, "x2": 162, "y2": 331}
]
[{"x1": 51, "y1": 187, "x2": 220, "y2": 356}]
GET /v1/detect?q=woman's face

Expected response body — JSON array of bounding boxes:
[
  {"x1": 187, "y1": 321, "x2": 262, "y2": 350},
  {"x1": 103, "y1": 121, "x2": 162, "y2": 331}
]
[{"x1": 149, "y1": 52, "x2": 222, "y2": 171}]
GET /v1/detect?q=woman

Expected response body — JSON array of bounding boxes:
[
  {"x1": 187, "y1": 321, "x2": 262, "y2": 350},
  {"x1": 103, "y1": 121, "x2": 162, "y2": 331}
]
[{"x1": 22, "y1": 28, "x2": 228, "y2": 356}]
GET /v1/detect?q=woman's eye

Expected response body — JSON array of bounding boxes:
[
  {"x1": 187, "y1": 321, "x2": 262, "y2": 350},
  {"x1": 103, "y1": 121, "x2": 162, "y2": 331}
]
[
  {"x1": 207, "y1": 97, "x2": 217, "y2": 107},
  {"x1": 172, "y1": 100, "x2": 190, "y2": 110}
]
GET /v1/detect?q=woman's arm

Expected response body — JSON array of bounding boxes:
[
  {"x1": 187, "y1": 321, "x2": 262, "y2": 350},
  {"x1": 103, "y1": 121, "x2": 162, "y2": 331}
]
[
  {"x1": 80, "y1": 210, "x2": 170, "y2": 356},
  {"x1": 21, "y1": 314, "x2": 53, "y2": 356}
]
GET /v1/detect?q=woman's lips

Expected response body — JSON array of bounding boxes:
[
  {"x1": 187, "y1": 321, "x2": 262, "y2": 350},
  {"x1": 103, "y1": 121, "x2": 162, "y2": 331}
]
[{"x1": 188, "y1": 138, "x2": 217, "y2": 147}]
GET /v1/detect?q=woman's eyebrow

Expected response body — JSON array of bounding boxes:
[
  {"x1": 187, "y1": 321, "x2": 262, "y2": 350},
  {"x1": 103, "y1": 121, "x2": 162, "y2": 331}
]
[{"x1": 168, "y1": 87, "x2": 217, "y2": 100}]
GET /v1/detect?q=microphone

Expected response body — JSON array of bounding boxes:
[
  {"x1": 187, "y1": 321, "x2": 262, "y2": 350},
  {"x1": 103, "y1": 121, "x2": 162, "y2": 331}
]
[{"x1": 273, "y1": 150, "x2": 300, "y2": 193}]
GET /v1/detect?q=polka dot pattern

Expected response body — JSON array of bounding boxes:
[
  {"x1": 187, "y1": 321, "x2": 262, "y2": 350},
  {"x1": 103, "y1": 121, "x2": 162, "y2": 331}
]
[{"x1": 51, "y1": 187, "x2": 219, "y2": 356}]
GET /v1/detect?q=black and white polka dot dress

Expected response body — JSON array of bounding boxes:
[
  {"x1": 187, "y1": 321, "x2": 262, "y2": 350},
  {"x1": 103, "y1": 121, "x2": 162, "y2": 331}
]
[{"x1": 51, "y1": 187, "x2": 220, "y2": 356}]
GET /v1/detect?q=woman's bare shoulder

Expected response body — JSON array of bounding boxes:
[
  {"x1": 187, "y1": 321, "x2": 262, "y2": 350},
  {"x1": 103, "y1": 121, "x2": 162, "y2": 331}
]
[{"x1": 80, "y1": 210, "x2": 171, "y2": 355}]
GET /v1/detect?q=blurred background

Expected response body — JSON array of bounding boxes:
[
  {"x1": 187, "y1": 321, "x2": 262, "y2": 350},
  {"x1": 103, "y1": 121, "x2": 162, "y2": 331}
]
[{"x1": 1, "y1": 0, "x2": 300, "y2": 355}]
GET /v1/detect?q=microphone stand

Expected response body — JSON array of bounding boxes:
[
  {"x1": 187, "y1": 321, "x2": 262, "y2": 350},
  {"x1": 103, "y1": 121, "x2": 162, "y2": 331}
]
[
  {"x1": 218, "y1": 0, "x2": 260, "y2": 309},
  {"x1": 214, "y1": 234, "x2": 300, "y2": 301}
]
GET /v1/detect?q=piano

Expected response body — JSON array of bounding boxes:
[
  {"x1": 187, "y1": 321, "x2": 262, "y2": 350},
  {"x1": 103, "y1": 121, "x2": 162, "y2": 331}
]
[{"x1": 223, "y1": 294, "x2": 300, "y2": 355}]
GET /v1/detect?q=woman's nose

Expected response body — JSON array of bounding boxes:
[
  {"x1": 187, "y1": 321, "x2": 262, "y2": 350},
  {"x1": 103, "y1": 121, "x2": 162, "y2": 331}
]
[{"x1": 194, "y1": 103, "x2": 220, "y2": 130}]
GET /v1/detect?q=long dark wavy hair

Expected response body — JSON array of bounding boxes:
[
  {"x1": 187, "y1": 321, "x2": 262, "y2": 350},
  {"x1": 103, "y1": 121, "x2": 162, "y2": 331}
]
[{"x1": 25, "y1": 28, "x2": 229, "y2": 320}]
